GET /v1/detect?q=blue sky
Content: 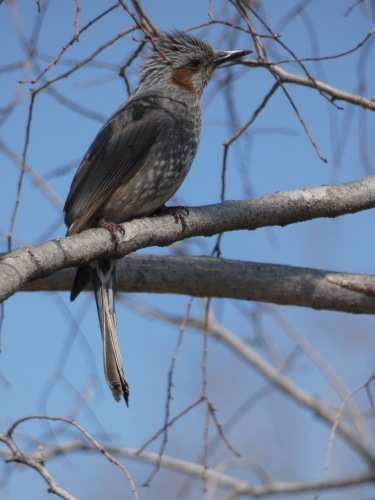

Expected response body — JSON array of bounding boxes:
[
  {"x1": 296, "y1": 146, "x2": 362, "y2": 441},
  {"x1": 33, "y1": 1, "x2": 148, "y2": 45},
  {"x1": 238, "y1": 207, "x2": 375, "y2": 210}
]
[{"x1": 1, "y1": 1, "x2": 375, "y2": 499}]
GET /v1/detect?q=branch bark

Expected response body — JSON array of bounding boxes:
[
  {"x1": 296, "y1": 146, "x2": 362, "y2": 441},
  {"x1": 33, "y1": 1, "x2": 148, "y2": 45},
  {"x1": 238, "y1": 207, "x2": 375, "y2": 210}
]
[
  {"x1": 21, "y1": 255, "x2": 375, "y2": 314},
  {"x1": 1, "y1": 175, "x2": 375, "y2": 304}
]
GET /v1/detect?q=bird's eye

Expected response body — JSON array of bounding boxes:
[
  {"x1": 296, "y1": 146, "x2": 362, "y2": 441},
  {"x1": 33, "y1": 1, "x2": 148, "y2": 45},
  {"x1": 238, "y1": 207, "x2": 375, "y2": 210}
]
[{"x1": 189, "y1": 59, "x2": 201, "y2": 70}]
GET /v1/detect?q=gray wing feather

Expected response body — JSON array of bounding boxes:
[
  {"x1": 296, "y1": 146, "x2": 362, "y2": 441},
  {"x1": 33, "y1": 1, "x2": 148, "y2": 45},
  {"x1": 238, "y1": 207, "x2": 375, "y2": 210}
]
[{"x1": 64, "y1": 95, "x2": 162, "y2": 234}]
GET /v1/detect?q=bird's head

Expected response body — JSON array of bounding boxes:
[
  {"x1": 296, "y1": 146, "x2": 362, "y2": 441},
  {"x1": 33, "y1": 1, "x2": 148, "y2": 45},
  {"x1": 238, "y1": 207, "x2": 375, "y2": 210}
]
[{"x1": 139, "y1": 31, "x2": 251, "y2": 96}]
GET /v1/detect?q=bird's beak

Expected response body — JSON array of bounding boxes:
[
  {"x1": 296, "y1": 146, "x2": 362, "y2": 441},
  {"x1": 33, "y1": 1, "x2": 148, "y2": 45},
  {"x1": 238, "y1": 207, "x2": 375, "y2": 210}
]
[{"x1": 214, "y1": 49, "x2": 252, "y2": 67}]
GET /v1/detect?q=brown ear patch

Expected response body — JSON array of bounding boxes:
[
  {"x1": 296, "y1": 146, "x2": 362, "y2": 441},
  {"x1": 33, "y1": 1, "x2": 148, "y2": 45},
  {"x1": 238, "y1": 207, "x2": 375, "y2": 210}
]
[{"x1": 171, "y1": 67, "x2": 196, "y2": 94}]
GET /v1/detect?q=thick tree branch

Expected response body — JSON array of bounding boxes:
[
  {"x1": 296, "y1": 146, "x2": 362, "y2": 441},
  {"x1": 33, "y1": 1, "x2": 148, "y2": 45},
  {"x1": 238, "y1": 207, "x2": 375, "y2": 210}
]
[
  {"x1": 1, "y1": 175, "x2": 375, "y2": 304},
  {"x1": 22, "y1": 255, "x2": 375, "y2": 314}
]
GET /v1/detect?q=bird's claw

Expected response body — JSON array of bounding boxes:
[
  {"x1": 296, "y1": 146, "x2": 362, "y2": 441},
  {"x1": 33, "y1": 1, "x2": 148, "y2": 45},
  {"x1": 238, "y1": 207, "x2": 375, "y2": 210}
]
[
  {"x1": 156, "y1": 205, "x2": 190, "y2": 231},
  {"x1": 95, "y1": 217, "x2": 125, "y2": 244}
]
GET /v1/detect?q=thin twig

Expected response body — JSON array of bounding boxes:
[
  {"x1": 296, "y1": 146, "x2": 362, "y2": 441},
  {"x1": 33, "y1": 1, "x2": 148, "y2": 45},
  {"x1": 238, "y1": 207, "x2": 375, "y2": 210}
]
[
  {"x1": 118, "y1": 0, "x2": 172, "y2": 64},
  {"x1": 137, "y1": 397, "x2": 205, "y2": 455},
  {"x1": 23, "y1": 3, "x2": 120, "y2": 84},
  {"x1": 6, "y1": 415, "x2": 139, "y2": 499},
  {"x1": 4, "y1": 440, "x2": 374, "y2": 496},
  {"x1": 274, "y1": 73, "x2": 328, "y2": 162},
  {"x1": 31, "y1": 27, "x2": 136, "y2": 94},
  {"x1": 232, "y1": 0, "x2": 328, "y2": 161},
  {"x1": 315, "y1": 373, "x2": 375, "y2": 500},
  {"x1": 344, "y1": 0, "x2": 365, "y2": 17},
  {"x1": 73, "y1": 0, "x2": 81, "y2": 40},
  {"x1": 142, "y1": 297, "x2": 194, "y2": 487},
  {"x1": 202, "y1": 299, "x2": 211, "y2": 489},
  {"x1": 0, "y1": 432, "x2": 76, "y2": 500},
  {"x1": 212, "y1": 82, "x2": 280, "y2": 258},
  {"x1": 223, "y1": 81, "x2": 280, "y2": 147},
  {"x1": 7, "y1": 93, "x2": 36, "y2": 252}
]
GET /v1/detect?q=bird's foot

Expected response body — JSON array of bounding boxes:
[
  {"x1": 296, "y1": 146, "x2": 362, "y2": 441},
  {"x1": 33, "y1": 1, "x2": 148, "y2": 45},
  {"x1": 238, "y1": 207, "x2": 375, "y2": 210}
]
[
  {"x1": 95, "y1": 217, "x2": 125, "y2": 244},
  {"x1": 155, "y1": 205, "x2": 190, "y2": 231}
]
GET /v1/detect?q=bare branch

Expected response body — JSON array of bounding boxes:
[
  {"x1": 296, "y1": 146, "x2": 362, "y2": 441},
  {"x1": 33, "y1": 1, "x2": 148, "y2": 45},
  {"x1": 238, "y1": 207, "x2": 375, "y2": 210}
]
[
  {"x1": 142, "y1": 297, "x2": 194, "y2": 487},
  {"x1": 223, "y1": 82, "x2": 280, "y2": 147},
  {"x1": 244, "y1": 58, "x2": 375, "y2": 111},
  {"x1": 2, "y1": 175, "x2": 375, "y2": 304},
  {"x1": 316, "y1": 373, "x2": 375, "y2": 499},
  {"x1": 0, "y1": 433, "x2": 76, "y2": 500},
  {"x1": 118, "y1": 1, "x2": 172, "y2": 63},
  {"x1": 231, "y1": 1, "x2": 328, "y2": 160},
  {"x1": 201, "y1": 318, "x2": 374, "y2": 465},
  {"x1": 24, "y1": 3, "x2": 121, "y2": 84},
  {"x1": 31, "y1": 26, "x2": 136, "y2": 94},
  {"x1": 5, "y1": 414, "x2": 138, "y2": 499},
  {"x1": 7, "y1": 93, "x2": 36, "y2": 252},
  {"x1": 111, "y1": 301, "x2": 375, "y2": 468},
  {"x1": 2, "y1": 440, "x2": 374, "y2": 497}
]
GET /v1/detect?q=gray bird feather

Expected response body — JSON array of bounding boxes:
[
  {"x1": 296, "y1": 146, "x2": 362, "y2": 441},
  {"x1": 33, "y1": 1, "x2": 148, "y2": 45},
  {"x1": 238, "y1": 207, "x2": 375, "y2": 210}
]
[{"x1": 64, "y1": 30, "x2": 250, "y2": 405}]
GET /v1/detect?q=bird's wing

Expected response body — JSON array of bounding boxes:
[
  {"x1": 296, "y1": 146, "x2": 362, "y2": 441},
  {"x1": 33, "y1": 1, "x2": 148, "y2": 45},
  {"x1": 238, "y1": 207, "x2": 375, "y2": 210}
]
[{"x1": 64, "y1": 95, "x2": 164, "y2": 235}]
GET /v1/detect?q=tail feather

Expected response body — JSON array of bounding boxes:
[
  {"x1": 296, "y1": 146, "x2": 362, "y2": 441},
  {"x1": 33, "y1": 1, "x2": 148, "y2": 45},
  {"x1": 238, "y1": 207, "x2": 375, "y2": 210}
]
[
  {"x1": 89, "y1": 259, "x2": 129, "y2": 405},
  {"x1": 70, "y1": 266, "x2": 91, "y2": 301}
]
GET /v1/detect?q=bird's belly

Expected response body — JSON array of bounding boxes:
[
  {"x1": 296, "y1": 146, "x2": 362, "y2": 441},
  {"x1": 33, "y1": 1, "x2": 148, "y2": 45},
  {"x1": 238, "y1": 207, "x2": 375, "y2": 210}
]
[{"x1": 100, "y1": 148, "x2": 195, "y2": 222}]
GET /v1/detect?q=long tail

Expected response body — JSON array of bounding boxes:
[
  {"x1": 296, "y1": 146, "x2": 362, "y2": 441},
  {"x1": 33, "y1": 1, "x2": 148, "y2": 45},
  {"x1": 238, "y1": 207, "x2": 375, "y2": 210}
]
[{"x1": 88, "y1": 259, "x2": 129, "y2": 405}]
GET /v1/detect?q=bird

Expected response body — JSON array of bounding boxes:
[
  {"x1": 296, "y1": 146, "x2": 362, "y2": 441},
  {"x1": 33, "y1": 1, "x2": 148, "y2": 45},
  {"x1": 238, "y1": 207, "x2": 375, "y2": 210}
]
[{"x1": 64, "y1": 30, "x2": 250, "y2": 405}]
